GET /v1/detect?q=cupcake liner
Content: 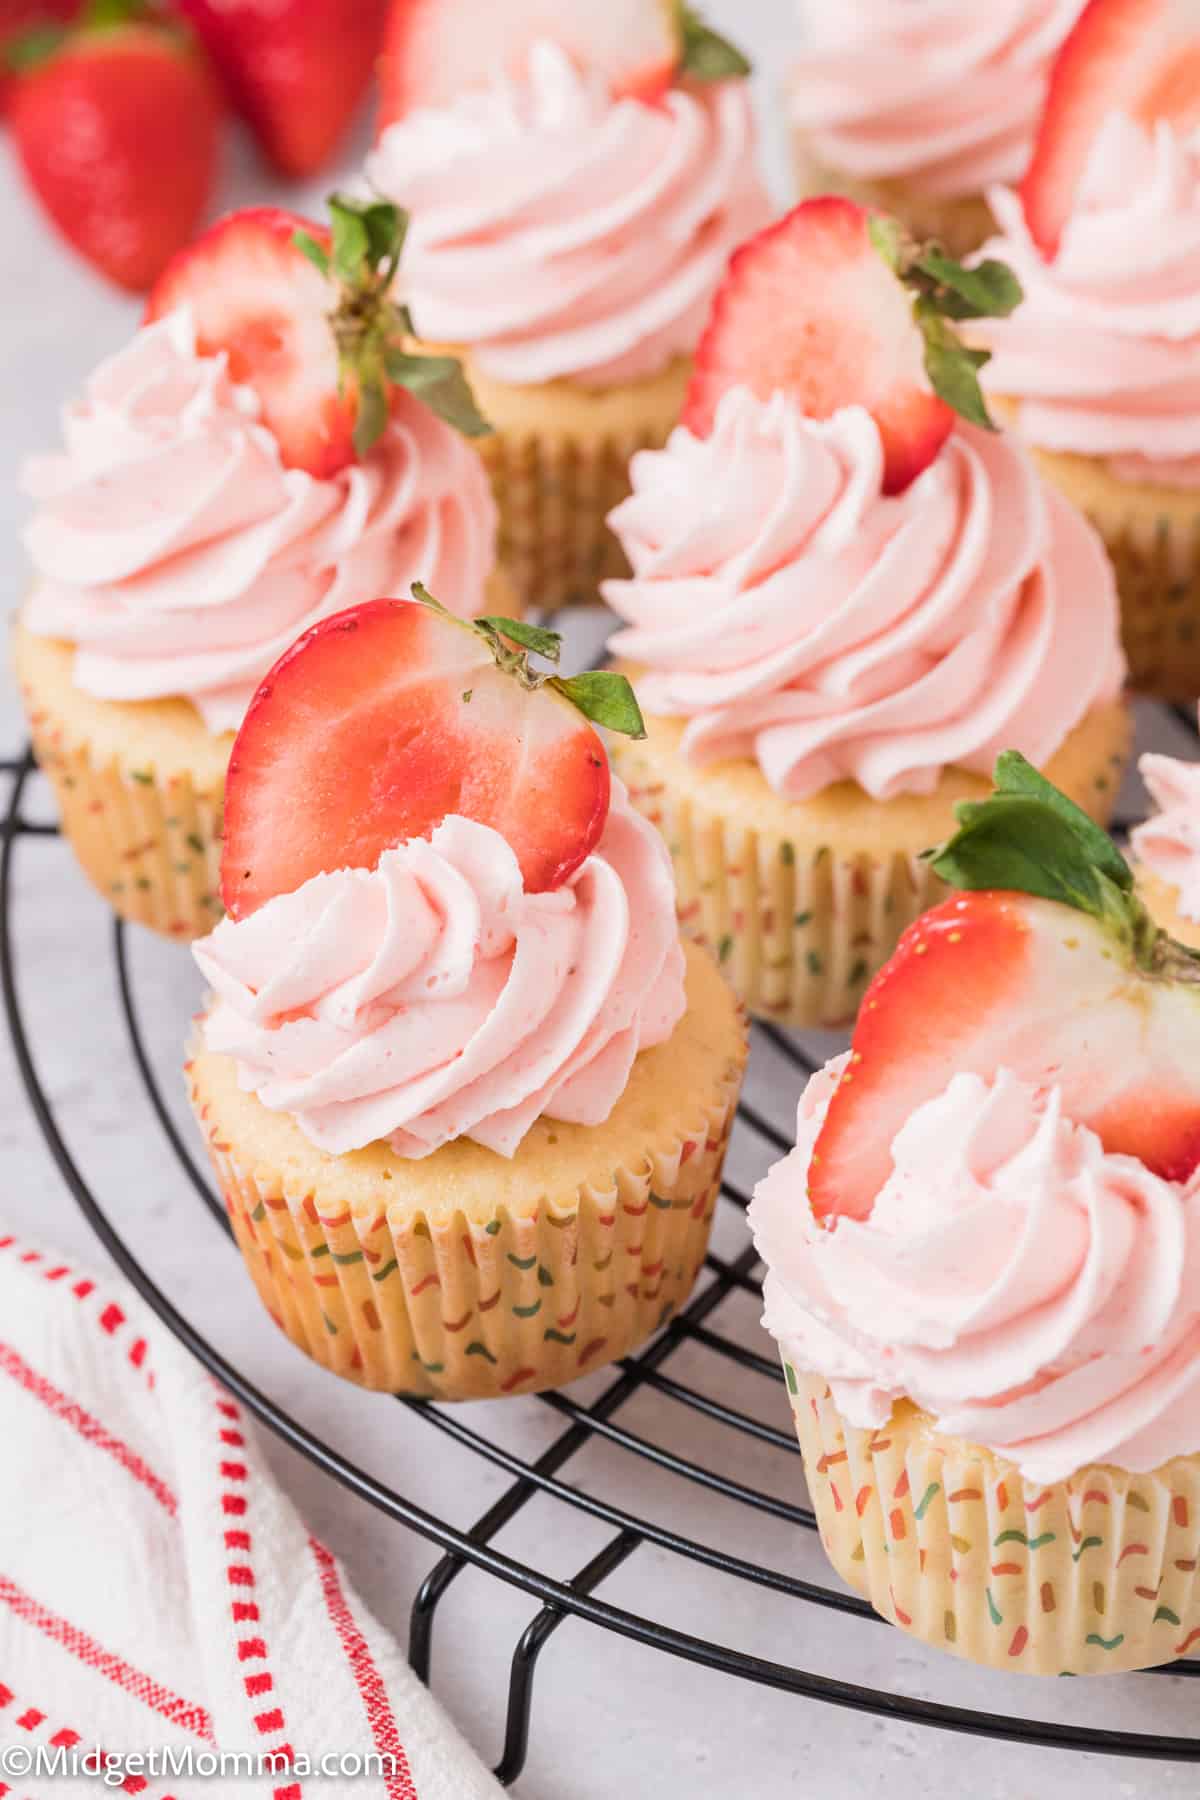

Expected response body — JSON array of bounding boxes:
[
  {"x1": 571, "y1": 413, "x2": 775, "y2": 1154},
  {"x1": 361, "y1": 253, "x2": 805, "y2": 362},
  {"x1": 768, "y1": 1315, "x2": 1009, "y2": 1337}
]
[
  {"x1": 786, "y1": 1367, "x2": 1200, "y2": 1676},
  {"x1": 185, "y1": 960, "x2": 746, "y2": 1400},
  {"x1": 611, "y1": 706, "x2": 1129, "y2": 1029},
  {"x1": 25, "y1": 714, "x2": 225, "y2": 941},
  {"x1": 792, "y1": 139, "x2": 996, "y2": 259}
]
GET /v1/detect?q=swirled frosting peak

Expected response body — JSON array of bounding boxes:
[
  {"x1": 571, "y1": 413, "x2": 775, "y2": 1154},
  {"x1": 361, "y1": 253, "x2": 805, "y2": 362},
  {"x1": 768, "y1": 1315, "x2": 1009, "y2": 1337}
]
[
  {"x1": 367, "y1": 40, "x2": 770, "y2": 387},
  {"x1": 790, "y1": 0, "x2": 1085, "y2": 197},
  {"x1": 1133, "y1": 738, "x2": 1200, "y2": 921},
  {"x1": 750, "y1": 1060, "x2": 1200, "y2": 1484},
  {"x1": 978, "y1": 114, "x2": 1200, "y2": 482},
  {"x1": 603, "y1": 388, "x2": 1124, "y2": 800},
  {"x1": 22, "y1": 309, "x2": 498, "y2": 733},
  {"x1": 193, "y1": 783, "x2": 686, "y2": 1160}
]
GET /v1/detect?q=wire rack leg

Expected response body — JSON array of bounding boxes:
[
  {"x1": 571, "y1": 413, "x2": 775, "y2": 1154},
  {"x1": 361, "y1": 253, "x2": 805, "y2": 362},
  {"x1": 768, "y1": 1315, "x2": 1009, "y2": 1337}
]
[{"x1": 494, "y1": 1530, "x2": 642, "y2": 1786}]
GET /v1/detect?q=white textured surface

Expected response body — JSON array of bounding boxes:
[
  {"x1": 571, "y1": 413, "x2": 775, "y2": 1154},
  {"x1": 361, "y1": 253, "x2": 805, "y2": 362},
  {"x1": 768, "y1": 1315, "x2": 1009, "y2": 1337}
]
[{"x1": 0, "y1": 5, "x2": 1196, "y2": 1795}]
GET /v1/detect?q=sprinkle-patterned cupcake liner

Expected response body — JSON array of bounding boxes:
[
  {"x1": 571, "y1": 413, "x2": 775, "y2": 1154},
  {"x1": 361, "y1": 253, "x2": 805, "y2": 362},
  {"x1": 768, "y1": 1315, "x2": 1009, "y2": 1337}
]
[
  {"x1": 25, "y1": 716, "x2": 225, "y2": 941},
  {"x1": 619, "y1": 764, "x2": 945, "y2": 1027},
  {"x1": 786, "y1": 1367, "x2": 1200, "y2": 1676},
  {"x1": 478, "y1": 416, "x2": 679, "y2": 612},
  {"x1": 792, "y1": 140, "x2": 996, "y2": 260},
  {"x1": 187, "y1": 1030, "x2": 744, "y2": 1401}
]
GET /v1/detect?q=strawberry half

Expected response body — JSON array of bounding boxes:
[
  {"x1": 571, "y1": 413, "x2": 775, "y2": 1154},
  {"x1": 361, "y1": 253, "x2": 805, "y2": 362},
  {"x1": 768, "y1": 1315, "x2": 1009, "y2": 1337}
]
[
  {"x1": 377, "y1": 0, "x2": 750, "y2": 126},
  {"x1": 809, "y1": 754, "x2": 1200, "y2": 1224},
  {"x1": 145, "y1": 198, "x2": 487, "y2": 479},
  {"x1": 1019, "y1": 0, "x2": 1200, "y2": 259},
  {"x1": 220, "y1": 589, "x2": 646, "y2": 920},
  {"x1": 681, "y1": 199, "x2": 1023, "y2": 495}
]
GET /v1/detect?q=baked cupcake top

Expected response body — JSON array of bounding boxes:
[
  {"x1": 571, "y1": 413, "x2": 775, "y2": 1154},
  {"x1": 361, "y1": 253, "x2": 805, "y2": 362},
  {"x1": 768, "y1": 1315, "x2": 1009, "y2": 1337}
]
[
  {"x1": 604, "y1": 198, "x2": 1124, "y2": 801},
  {"x1": 750, "y1": 757, "x2": 1200, "y2": 1483},
  {"x1": 193, "y1": 591, "x2": 684, "y2": 1160},
  {"x1": 790, "y1": 0, "x2": 1084, "y2": 198},
  {"x1": 974, "y1": 1, "x2": 1200, "y2": 482},
  {"x1": 22, "y1": 201, "x2": 494, "y2": 733},
  {"x1": 367, "y1": 20, "x2": 770, "y2": 388},
  {"x1": 1133, "y1": 737, "x2": 1200, "y2": 918}
]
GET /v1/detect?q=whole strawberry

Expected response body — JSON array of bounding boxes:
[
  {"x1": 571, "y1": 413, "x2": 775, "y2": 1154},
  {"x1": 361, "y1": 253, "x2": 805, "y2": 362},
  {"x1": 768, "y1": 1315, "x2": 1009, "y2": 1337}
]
[
  {"x1": 10, "y1": 0, "x2": 220, "y2": 292},
  {"x1": 176, "y1": 0, "x2": 388, "y2": 179}
]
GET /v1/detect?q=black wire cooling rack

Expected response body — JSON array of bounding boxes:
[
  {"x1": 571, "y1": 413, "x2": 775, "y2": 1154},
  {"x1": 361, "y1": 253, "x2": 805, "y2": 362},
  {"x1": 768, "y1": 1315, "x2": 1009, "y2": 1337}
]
[{"x1": 4, "y1": 697, "x2": 1200, "y2": 1787}]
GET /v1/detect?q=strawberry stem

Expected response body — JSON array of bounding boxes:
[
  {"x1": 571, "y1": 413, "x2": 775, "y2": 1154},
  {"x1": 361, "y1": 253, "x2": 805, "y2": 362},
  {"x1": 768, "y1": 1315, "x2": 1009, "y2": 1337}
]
[
  {"x1": 675, "y1": 4, "x2": 751, "y2": 80},
  {"x1": 868, "y1": 217, "x2": 1023, "y2": 432},
  {"x1": 293, "y1": 195, "x2": 490, "y2": 461},
  {"x1": 410, "y1": 583, "x2": 646, "y2": 738}
]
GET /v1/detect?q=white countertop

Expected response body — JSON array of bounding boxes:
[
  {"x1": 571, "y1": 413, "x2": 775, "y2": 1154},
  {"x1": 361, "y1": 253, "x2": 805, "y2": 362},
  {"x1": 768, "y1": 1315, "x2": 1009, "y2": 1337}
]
[{"x1": 1, "y1": 6, "x2": 1196, "y2": 1794}]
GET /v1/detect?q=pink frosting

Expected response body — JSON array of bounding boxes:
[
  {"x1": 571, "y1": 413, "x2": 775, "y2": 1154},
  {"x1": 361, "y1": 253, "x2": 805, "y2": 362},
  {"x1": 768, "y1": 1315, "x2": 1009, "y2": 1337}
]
[
  {"x1": 366, "y1": 41, "x2": 770, "y2": 387},
  {"x1": 978, "y1": 115, "x2": 1200, "y2": 483},
  {"x1": 1133, "y1": 737, "x2": 1200, "y2": 920},
  {"x1": 790, "y1": 0, "x2": 1084, "y2": 198},
  {"x1": 603, "y1": 389, "x2": 1124, "y2": 801},
  {"x1": 192, "y1": 784, "x2": 686, "y2": 1160},
  {"x1": 750, "y1": 1060, "x2": 1200, "y2": 1484},
  {"x1": 22, "y1": 310, "x2": 498, "y2": 734}
]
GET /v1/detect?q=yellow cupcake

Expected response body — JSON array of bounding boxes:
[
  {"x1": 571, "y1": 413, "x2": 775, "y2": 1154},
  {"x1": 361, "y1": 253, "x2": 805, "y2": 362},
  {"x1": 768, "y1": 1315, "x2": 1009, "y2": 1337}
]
[
  {"x1": 13, "y1": 566, "x2": 518, "y2": 942},
  {"x1": 610, "y1": 695, "x2": 1130, "y2": 1028},
  {"x1": 189, "y1": 942, "x2": 745, "y2": 1400}
]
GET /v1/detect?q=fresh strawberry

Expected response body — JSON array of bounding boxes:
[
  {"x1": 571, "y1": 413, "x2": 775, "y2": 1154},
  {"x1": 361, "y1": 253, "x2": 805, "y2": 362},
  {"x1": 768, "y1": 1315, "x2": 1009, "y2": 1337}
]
[
  {"x1": 1020, "y1": 0, "x2": 1200, "y2": 259},
  {"x1": 175, "y1": 0, "x2": 388, "y2": 179},
  {"x1": 0, "y1": 0, "x2": 79, "y2": 113},
  {"x1": 809, "y1": 753, "x2": 1200, "y2": 1224},
  {"x1": 681, "y1": 199, "x2": 1023, "y2": 494},
  {"x1": 221, "y1": 588, "x2": 647, "y2": 919},
  {"x1": 146, "y1": 197, "x2": 488, "y2": 479},
  {"x1": 9, "y1": 6, "x2": 219, "y2": 293},
  {"x1": 377, "y1": 0, "x2": 749, "y2": 127}
]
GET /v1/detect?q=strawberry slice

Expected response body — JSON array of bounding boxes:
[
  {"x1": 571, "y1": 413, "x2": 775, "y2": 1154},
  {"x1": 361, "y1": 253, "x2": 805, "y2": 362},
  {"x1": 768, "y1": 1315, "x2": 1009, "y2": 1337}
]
[
  {"x1": 147, "y1": 208, "x2": 350, "y2": 477},
  {"x1": 1019, "y1": 0, "x2": 1200, "y2": 259},
  {"x1": 221, "y1": 591, "x2": 646, "y2": 919},
  {"x1": 378, "y1": 0, "x2": 679, "y2": 121},
  {"x1": 146, "y1": 198, "x2": 488, "y2": 479},
  {"x1": 681, "y1": 199, "x2": 1022, "y2": 495},
  {"x1": 809, "y1": 755, "x2": 1200, "y2": 1223}
]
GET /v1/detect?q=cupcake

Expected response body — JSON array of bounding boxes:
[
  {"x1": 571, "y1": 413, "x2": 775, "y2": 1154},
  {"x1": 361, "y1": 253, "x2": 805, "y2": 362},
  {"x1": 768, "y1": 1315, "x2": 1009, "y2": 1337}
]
[
  {"x1": 187, "y1": 590, "x2": 747, "y2": 1399},
  {"x1": 973, "y1": 0, "x2": 1200, "y2": 696},
  {"x1": 789, "y1": 0, "x2": 1085, "y2": 258},
  {"x1": 602, "y1": 199, "x2": 1129, "y2": 1027},
  {"x1": 1131, "y1": 734, "x2": 1200, "y2": 948},
  {"x1": 751, "y1": 754, "x2": 1200, "y2": 1675},
  {"x1": 14, "y1": 198, "x2": 508, "y2": 941},
  {"x1": 368, "y1": 4, "x2": 771, "y2": 609}
]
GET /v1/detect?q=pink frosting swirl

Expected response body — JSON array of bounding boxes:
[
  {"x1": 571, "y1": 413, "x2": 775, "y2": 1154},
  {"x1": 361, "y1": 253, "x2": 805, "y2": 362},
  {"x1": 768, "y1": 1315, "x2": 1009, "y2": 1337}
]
[
  {"x1": 603, "y1": 389, "x2": 1124, "y2": 800},
  {"x1": 750, "y1": 1060, "x2": 1200, "y2": 1484},
  {"x1": 1132, "y1": 738, "x2": 1200, "y2": 920},
  {"x1": 367, "y1": 41, "x2": 770, "y2": 387},
  {"x1": 192, "y1": 784, "x2": 686, "y2": 1160},
  {"x1": 978, "y1": 116, "x2": 1200, "y2": 483},
  {"x1": 790, "y1": 0, "x2": 1085, "y2": 197},
  {"x1": 21, "y1": 310, "x2": 498, "y2": 734}
]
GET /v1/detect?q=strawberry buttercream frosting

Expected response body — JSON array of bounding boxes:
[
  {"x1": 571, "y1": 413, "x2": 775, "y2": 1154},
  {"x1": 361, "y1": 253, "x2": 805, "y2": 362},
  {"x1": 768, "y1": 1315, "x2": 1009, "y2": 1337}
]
[
  {"x1": 790, "y1": 0, "x2": 1084, "y2": 198},
  {"x1": 603, "y1": 390, "x2": 1124, "y2": 800},
  {"x1": 21, "y1": 310, "x2": 498, "y2": 734},
  {"x1": 1133, "y1": 741, "x2": 1200, "y2": 920},
  {"x1": 978, "y1": 115, "x2": 1200, "y2": 484},
  {"x1": 192, "y1": 783, "x2": 686, "y2": 1160},
  {"x1": 750, "y1": 1060, "x2": 1200, "y2": 1484},
  {"x1": 367, "y1": 41, "x2": 770, "y2": 387}
]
